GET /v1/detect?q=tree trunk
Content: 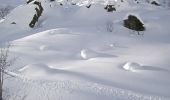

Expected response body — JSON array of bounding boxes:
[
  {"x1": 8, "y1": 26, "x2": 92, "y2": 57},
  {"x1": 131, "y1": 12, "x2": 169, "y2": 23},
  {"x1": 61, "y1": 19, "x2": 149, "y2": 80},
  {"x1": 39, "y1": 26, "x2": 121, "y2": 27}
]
[
  {"x1": 0, "y1": 85, "x2": 2, "y2": 100},
  {"x1": 0, "y1": 71, "x2": 2, "y2": 100}
]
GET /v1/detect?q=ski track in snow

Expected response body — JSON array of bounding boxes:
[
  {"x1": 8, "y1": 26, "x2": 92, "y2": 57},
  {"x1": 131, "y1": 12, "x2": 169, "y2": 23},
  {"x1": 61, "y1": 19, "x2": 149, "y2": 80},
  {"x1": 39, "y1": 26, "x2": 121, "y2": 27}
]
[{"x1": 5, "y1": 70, "x2": 168, "y2": 100}]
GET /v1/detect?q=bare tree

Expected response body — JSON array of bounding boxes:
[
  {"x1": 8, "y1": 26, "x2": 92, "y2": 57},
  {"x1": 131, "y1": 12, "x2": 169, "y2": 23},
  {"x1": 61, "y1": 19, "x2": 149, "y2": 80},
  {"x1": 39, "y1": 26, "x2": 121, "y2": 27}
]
[{"x1": 0, "y1": 45, "x2": 15, "y2": 100}]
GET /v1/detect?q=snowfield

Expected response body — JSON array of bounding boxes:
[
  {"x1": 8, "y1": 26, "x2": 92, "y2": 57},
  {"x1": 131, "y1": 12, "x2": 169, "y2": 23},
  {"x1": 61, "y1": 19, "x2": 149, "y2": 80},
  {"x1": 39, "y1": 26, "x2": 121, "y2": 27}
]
[{"x1": 0, "y1": 0, "x2": 170, "y2": 100}]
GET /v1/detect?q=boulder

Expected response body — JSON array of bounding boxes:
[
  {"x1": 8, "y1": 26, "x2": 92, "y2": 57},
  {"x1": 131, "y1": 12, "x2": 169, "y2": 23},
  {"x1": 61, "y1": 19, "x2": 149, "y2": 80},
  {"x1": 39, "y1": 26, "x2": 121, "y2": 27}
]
[
  {"x1": 151, "y1": 1, "x2": 160, "y2": 6},
  {"x1": 123, "y1": 15, "x2": 145, "y2": 33}
]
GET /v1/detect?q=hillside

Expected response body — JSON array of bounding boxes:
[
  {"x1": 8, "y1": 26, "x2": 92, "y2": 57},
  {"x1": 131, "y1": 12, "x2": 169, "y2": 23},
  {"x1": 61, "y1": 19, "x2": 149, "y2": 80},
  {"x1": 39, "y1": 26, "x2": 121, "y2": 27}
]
[{"x1": 0, "y1": 0, "x2": 170, "y2": 100}]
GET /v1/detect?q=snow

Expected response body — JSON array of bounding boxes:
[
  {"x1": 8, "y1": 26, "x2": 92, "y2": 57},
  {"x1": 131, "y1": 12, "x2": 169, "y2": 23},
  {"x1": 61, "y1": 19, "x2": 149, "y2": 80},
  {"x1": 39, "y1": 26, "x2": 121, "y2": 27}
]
[
  {"x1": 3, "y1": 4, "x2": 36, "y2": 29},
  {"x1": 123, "y1": 62, "x2": 141, "y2": 72},
  {"x1": 80, "y1": 49, "x2": 115, "y2": 59},
  {"x1": 1, "y1": 0, "x2": 170, "y2": 100},
  {"x1": 0, "y1": 0, "x2": 25, "y2": 7}
]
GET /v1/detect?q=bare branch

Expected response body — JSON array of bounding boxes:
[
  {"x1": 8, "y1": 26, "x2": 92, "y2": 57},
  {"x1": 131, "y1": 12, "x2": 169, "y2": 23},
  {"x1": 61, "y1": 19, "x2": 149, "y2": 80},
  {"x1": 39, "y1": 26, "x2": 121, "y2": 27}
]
[{"x1": 0, "y1": 44, "x2": 16, "y2": 100}]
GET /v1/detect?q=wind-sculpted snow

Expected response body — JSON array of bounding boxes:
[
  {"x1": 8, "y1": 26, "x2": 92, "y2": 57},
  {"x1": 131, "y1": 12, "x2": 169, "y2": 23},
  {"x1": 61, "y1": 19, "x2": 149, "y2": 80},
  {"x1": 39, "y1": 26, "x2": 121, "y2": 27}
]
[
  {"x1": 80, "y1": 49, "x2": 117, "y2": 59},
  {"x1": 123, "y1": 62, "x2": 170, "y2": 72},
  {"x1": 1, "y1": 0, "x2": 170, "y2": 100},
  {"x1": 5, "y1": 70, "x2": 168, "y2": 100}
]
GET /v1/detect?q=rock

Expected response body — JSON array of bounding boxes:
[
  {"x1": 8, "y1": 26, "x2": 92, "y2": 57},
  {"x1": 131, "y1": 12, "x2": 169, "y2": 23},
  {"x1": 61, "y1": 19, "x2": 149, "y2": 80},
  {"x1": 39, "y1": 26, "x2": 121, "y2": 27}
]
[
  {"x1": 123, "y1": 62, "x2": 141, "y2": 72},
  {"x1": 104, "y1": 5, "x2": 116, "y2": 12},
  {"x1": 29, "y1": 1, "x2": 43, "y2": 28},
  {"x1": 11, "y1": 22, "x2": 16, "y2": 24},
  {"x1": 123, "y1": 15, "x2": 145, "y2": 33},
  {"x1": 151, "y1": 1, "x2": 160, "y2": 6}
]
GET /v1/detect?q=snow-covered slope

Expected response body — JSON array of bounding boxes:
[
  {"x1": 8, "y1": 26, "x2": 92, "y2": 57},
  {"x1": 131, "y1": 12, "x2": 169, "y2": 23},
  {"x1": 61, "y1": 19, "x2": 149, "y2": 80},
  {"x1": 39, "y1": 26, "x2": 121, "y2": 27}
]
[
  {"x1": 1, "y1": 0, "x2": 170, "y2": 100},
  {"x1": 0, "y1": 0, "x2": 25, "y2": 8}
]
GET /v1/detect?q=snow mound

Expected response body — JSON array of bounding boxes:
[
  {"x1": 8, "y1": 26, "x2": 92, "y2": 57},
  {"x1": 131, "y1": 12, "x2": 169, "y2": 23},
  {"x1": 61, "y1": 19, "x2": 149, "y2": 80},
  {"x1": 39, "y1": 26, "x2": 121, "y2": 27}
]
[
  {"x1": 123, "y1": 62, "x2": 142, "y2": 72},
  {"x1": 19, "y1": 63, "x2": 57, "y2": 76},
  {"x1": 40, "y1": 45, "x2": 48, "y2": 51},
  {"x1": 81, "y1": 49, "x2": 98, "y2": 59},
  {"x1": 123, "y1": 62, "x2": 170, "y2": 73},
  {"x1": 80, "y1": 49, "x2": 116, "y2": 59}
]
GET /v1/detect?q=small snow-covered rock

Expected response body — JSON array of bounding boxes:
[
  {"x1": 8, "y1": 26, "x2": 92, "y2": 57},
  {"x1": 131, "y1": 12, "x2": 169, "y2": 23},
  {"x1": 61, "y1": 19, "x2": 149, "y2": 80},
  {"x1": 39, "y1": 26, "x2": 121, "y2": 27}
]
[
  {"x1": 40, "y1": 45, "x2": 48, "y2": 51},
  {"x1": 123, "y1": 62, "x2": 141, "y2": 72},
  {"x1": 80, "y1": 49, "x2": 98, "y2": 59}
]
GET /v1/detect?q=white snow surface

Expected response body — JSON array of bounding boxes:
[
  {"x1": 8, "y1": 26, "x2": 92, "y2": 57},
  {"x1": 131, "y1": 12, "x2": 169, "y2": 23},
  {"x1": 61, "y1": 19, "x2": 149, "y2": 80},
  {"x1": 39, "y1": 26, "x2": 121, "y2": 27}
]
[{"x1": 1, "y1": 0, "x2": 170, "y2": 100}]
